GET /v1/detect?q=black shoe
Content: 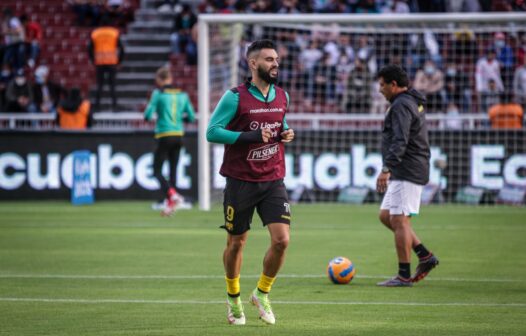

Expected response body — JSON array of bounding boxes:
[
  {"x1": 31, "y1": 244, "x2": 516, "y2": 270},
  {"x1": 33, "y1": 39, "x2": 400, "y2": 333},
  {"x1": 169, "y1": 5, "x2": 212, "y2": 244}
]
[
  {"x1": 377, "y1": 275, "x2": 413, "y2": 287},
  {"x1": 412, "y1": 254, "x2": 439, "y2": 283}
]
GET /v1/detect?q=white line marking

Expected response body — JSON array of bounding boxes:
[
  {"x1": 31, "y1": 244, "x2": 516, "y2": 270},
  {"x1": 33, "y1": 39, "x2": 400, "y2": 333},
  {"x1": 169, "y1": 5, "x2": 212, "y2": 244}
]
[
  {"x1": 0, "y1": 297, "x2": 524, "y2": 308},
  {"x1": 0, "y1": 274, "x2": 522, "y2": 283}
]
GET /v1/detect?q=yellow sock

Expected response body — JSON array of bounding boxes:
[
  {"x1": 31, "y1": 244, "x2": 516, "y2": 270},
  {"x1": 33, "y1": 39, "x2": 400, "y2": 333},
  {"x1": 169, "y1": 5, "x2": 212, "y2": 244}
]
[
  {"x1": 225, "y1": 276, "x2": 240, "y2": 297},
  {"x1": 257, "y1": 273, "x2": 276, "y2": 294}
]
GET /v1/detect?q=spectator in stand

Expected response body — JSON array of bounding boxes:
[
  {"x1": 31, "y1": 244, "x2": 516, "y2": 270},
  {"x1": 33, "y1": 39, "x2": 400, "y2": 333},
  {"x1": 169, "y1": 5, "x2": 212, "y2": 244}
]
[
  {"x1": 356, "y1": 34, "x2": 377, "y2": 74},
  {"x1": 315, "y1": 0, "x2": 347, "y2": 13},
  {"x1": 444, "y1": 102, "x2": 462, "y2": 129},
  {"x1": 511, "y1": 0, "x2": 526, "y2": 11},
  {"x1": 197, "y1": 0, "x2": 218, "y2": 14},
  {"x1": 492, "y1": 32, "x2": 514, "y2": 90},
  {"x1": 513, "y1": 60, "x2": 526, "y2": 110},
  {"x1": 416, "y1": 0, "x2": 446, "y2": 12},
  {"x1": 68, "y1": 0, "x2": 103, "y2": 27},
  {"x1": 335, "y1": 52, "x2": 353, "y2": 105},
  {"x1": 0, "y1": 65, "x2": 13, "y2": 112},
  {"x1": 344, "y1": 54, "x2": 374, "y2": 113},
  {"x1": 2, "y1": 8, "x2": 26, "y2": 71},
  {"x1": 413, "y1": 59, "x2": 445, "y2": 112},
  {"x1": 299, "y1": 39, "x2": 323, "y2": 106},
  {"x1": 170, "y1": 4, "x2": 197, "y2": 65},
  {"x1": 517, "y1": 33, "x2": 526, "y2": 67},
  {"x1": 278, "y1": 0, "x2": 301, "y2": 13},
  {"x1": 492, "y1": 0, "x2": 526, "y2": 11},
  {"x1": 484, "y1": 79, "x2": 502, "y2": 112},
  {"x1": 407, "y1": 29, "x2": 442, "y2": 77},
  {"x1": 103, "y1": 0, "x2": 135, "y2": 28},
  {"x1": 443, "y1": 61, "x2": 472, "y2": 113},
  {"x1": 5, "y1": 69, "x2": 33, "y2": 113},
  {"x1": 338, "y1": 34, "x2": 355, "y2": 63},
  {"x1": 381, "y1": 0, "x2": 411, "y2": 13},
  {"x1": 57, "y1": 87, "x2": 92, "y2": 129},
  {"x1": 449, "y1": 24, "x2": 477, "y2": 65},
  {"x1": 476, "y1": 48, "x2": 504, "y2": 112},
  {"x1": 32, "y1": 65, "x2": 63, "y2": 114},
  {"x1": 157, "y1": 0, "x2": 179, "y2": 13},
  {"x1": 445, "y1": 0, "x2": 481, "y2": 11},
  {"x1": 488, "y1": 91, "x2": 524, "y2": 129},
  {"x1": 311, "y1": 51, "x2": 337, "y2": 104},
  {"x1": 249, "y1": 0, "x2": 278, "y2": 13},
  {"x1": 19, "y1": 14, "x2": 42, "y2": 69},
  {"x1": 355, "y1": 0, "x2": 380, "y2": 13},
  {"x1": 88, "y1": 16, "x2": 125, "y2": 111}
]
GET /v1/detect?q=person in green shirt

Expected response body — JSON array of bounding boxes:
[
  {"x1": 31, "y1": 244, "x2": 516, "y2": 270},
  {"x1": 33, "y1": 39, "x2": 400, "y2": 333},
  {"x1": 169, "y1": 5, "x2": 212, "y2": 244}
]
[{"x1": 144, "y1": 66, "x2": 196, "y2": 216}]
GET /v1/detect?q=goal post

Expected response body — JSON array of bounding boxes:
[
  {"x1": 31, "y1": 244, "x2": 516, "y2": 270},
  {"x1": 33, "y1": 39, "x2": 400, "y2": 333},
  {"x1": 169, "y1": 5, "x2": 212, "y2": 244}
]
[{"x1": 197, "y1": 13, "x2": 526, "y2": 210}]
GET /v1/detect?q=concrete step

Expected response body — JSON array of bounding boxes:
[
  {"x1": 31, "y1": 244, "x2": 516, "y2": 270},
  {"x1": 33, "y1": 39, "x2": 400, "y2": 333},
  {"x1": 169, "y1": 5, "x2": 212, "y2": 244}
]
[
  {"x1": 120, "y1": 60, "x2": 168, "y2": 72},
  {"x1": 124, "y1": 46, "x2": 171, "y2": 61},
  {"x1": 89, "y1": 97, "x2": 148, "y2": 112},
  {"x1": 117, "y1": 72, "x2": 157, "y2": 80},
  {"x1": 135, "y1": 8, "x2": 176, "y2": 20},
  {"x1": 122, "y1": 34, "x2": 171, "y2": 47},
  {"x1": 129, "y1": 25, "x2": 172, "y2": 34}
]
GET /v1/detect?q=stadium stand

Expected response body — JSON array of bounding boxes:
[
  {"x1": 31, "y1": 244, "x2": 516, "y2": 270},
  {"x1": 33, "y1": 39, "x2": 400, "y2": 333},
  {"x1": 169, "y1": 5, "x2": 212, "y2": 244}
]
[{"x1": 1, "y1": 0, "x2": 140, "y2": 112}]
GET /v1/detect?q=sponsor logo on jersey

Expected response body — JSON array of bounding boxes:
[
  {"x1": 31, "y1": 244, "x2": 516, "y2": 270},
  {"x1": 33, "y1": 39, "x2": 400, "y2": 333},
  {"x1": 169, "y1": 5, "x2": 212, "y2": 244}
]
[
  {"x1": 247, "y1": 143, "x2": 279, "y2": 161},
  {"x1": 249, "y1": 107, "x2": 284, "y2": 114}
]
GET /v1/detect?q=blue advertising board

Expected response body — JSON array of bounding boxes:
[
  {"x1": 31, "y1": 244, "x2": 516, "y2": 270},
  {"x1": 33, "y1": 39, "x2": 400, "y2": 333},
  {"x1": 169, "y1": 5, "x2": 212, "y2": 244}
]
[{"x1": 71, "y1": 150, "x2": 94, "y2": 205}]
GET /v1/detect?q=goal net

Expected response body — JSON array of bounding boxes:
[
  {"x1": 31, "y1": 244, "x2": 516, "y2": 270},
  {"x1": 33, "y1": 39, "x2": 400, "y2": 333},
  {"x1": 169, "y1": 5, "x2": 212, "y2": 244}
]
[{"x1": 197, "y1": 13, "x2": 526, "y2": 210}]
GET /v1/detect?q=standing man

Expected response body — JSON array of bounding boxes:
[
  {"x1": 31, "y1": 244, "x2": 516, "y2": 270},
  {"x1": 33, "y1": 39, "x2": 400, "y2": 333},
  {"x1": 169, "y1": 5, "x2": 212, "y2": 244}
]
[
  {"x1": 88, "y1": 17, "x2": 124, "y2": 112},
  {"x1": 144, "y1": 67, "x2": 196, "y2": 216},
  {"x1": 207, "y1": 40, "x2": 295, "y2": 325},
  {"x1": 376, "y1": 64, "x2": 439, "y2": 287}
]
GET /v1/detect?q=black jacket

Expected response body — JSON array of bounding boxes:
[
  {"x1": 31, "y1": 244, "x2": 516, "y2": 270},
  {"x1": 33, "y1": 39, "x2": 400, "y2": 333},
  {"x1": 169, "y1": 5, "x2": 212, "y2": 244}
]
[{"x1": 382, "y1": 88, "x2": 430, "y2": 185}]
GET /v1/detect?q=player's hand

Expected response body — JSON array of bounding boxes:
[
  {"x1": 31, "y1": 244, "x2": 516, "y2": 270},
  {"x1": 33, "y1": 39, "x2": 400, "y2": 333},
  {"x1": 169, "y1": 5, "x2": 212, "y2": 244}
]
[
  {"x1": 261, "y1": 128, "x2": 272, "y2": 143},
  {"x1": 280, "y1": 129, "x2": 294, "y2": 143},
  {"x1": 376, "y1": 172, "x2": 390, "y2": 193}
]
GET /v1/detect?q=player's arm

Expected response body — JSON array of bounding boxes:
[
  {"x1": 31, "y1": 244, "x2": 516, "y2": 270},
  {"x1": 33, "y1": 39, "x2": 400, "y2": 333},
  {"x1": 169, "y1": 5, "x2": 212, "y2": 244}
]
[
  {"x1": 384, "y1": 104, "x2": 411, "y2": 169},
  {"x1": 182, "y1": 92, "x2": 196, "y2": 123},
  {"x1": 144, "y1": 90, "x2": 159, "y2": 121},
  {"x1": 207, "y1": 90, "x2": 269, "y2": 144},
  {"x1": 280, "y1": 92, "x2": 294, "y2": 142}
]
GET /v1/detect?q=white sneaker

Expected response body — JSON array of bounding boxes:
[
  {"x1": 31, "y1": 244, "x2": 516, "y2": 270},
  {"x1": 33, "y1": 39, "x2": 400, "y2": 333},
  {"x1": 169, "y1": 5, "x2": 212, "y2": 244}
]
[
  {"x1": 171, "y1": 192, "x2": 184, "y2": 205},
  {"x1": 227, "y1": 296, "x2": 246, "y2": 325},
  {"x1": 249, "y1": 289, "x2": 275, "y2": 325}
]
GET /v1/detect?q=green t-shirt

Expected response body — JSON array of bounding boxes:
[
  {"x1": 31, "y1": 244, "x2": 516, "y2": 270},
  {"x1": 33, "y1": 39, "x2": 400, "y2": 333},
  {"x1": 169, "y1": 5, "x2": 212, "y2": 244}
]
[{"x1": 144, "y1": 86, "x2": 196, "y2": 138}]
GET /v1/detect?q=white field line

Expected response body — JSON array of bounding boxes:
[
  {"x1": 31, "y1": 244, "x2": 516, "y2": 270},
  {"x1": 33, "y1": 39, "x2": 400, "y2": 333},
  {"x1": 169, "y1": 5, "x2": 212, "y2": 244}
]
[
  {"x1": 0, "y1": 297, "x2": 525, "y2": 308},
  {"x1": 0, "y1": 274, "x2": 523, "y2": 283}
]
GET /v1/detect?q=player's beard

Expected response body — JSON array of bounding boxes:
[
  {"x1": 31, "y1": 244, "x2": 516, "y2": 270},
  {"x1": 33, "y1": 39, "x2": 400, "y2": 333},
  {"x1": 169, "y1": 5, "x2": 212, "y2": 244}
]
[{"x1": 258, "y1": 65, "x2": 278, "y2": 84}]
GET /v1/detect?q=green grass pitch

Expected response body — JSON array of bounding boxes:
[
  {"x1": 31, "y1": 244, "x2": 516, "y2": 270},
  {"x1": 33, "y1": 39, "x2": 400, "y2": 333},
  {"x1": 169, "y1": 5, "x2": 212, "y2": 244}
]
[{"x1": 0, "y1": 202, "x2": 525, "y2": 335}]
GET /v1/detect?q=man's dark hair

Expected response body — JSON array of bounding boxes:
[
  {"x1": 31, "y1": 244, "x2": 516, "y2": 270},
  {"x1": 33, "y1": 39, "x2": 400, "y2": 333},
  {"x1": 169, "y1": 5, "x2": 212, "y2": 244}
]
[
  {"x1": 246, "y1": 39, "x2": 276, "y2": 59},
  {"x1": 377, "y1": 64, "x2": 409, "y2": 88}
]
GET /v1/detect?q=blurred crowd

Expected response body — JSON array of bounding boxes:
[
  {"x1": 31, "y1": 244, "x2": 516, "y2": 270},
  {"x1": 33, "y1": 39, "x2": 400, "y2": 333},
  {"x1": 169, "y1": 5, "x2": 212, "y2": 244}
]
[
  {"x1": 160, "y1": 0, "x2": 526, "y2": 117},
  {"x1": 157, "y1": 0, "x2": 526, "y2": 14},
  {"x1": 68, "y1": 0, "x2": 135, "y2": 28},
  {"x1": 0, "y1": 1, "x2": 135, "y2": 126}
]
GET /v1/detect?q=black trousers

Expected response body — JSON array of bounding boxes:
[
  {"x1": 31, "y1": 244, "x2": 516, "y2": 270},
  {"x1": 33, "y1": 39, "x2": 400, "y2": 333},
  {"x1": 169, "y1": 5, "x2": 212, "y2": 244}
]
[
  {"x1": 153, "y1": 136, "x2": 183, "y2": 198},
  {"x1": 95, "y1": 65, "x2": 117, "y2": 110}
]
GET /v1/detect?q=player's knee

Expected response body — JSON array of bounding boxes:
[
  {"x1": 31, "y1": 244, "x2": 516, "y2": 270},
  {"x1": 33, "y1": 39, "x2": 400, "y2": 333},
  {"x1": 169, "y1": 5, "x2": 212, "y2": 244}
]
[
  {"x1": 390, "y1": 215, "x2": 407, "y2": 230},
  {"x1": 379, "y1": 212, "x2": 390, "y2": 226},
  {"x1": 272, "y1": 236, "x2": 289, "y2": 253},
  {"x1": 228, "y1": 237, "x2": 247, "y2": 253}
]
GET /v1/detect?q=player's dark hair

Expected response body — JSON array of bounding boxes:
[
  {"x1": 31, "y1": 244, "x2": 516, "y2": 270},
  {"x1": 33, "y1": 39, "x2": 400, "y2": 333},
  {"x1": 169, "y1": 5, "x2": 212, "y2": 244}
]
[
  {"x1": 377, "y1": 64, "x2": 409, "y2": 88},
  {"x1": 246, "y1": 39, "x2": 276, "y2": 59}
]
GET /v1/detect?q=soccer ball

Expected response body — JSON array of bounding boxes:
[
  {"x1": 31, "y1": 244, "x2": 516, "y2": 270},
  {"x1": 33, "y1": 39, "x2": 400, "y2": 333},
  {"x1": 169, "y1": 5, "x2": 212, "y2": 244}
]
[{"x1": 327, "y1": 256, "x2": 355, "y2": 284}]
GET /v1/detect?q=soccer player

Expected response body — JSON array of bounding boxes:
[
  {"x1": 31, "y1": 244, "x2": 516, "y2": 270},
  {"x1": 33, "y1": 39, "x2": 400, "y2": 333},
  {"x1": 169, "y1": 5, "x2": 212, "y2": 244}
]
[
  {"x1": 206, "y1": 39, "x2": 295, "y2": 325},
  {"x1": 375, "y1": 64, "x2": 439, "y2": 287},
  {"x1": 144, "y1": 66, "x2": 195, "y2": 216}
]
